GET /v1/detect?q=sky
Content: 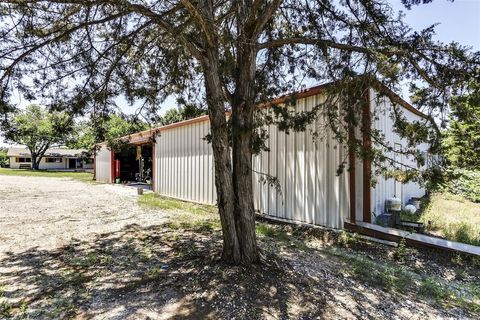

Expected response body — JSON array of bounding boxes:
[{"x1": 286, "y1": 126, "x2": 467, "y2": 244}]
[{"x1": 2, "y1": 0, "x2": 480, "y2": 147}]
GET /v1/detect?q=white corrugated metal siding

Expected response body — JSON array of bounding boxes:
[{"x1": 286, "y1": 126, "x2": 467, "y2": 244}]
[
  {"x1": 126, "y1": 87, "x2": 428, "y2": 230},
  {"x1": 154, "y1": 120, "x2": 216, "y2": 204},
  {"x1": 95, "y1": 144, "x2": 111, "y2": 183},
  {"x1": 252, "y1": 94, "x2": 349, "y2": 229},
  {"x1": 152, "y1": 94, "x2": 350, "y2": 229},
  {"x1": 370, "y1": 89, "x2": 429, "y2": 218}
]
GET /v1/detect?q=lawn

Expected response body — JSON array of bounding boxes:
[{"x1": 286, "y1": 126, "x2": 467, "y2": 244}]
[
  {"x1": 0, "y1": 168, "x2": 94, "y2": 183},
  {"x1": 402, "y1": 193, "x2": 480, "y2": 246}
]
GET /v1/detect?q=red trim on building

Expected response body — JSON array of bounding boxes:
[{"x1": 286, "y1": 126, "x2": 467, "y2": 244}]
[
  {"x1": 110, "y1": 150, "x2": 115, "y2": 183},
  {"x1": 151, "y1": 143, "x2": 155, "y2": 192},
  {"x1": 362, "y1": 89, "x2": 372, "y2": 223},
  {"x1": 93, "y1": 151, "x2": 96, "y2": 180},
  {"x1": 348, "y1": 125, "x2": 356, "y2": 224}
]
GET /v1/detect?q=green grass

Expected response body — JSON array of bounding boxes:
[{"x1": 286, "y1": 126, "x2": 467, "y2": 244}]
[
  {"x1": 256, "y1": 223, "x2": 290, "y2": 241},
  {"x1": 138, "y1": 193, "x2": 220, "y2": 232},
  {"x1": 414, "y1": 193, "x2": 480, "y2": 246},
  {"x1": 0, "y1": 168, "x2": 94, "y2": 183},
  {"x1": 138, "y1": 193, "x2": 217, "y2": 215}
]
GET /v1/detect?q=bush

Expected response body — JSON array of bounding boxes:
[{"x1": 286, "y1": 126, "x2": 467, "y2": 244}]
[{"x1": 443, "y1": 169, "x2": 480, "y2": 203}]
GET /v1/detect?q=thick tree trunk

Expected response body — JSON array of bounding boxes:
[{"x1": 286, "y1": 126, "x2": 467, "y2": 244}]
[
  {"x1": 197, "y1": 1, "x2": 260, "y2": 265},
  {"x1": 202, "y1": 43, "x2": 260, "y2": 264},
  {"x1": 231, "y1": 120, "x2": 259, "y2": 264},
  {"x1": 202, "y1": 51, "x2": 241, "y2": 264},
  {"x1": 31, "y1": 154, "x2": 38, "y2": 170},
  {"x1": 230, "y1": 45, "x2": 260, "y2": 264}
]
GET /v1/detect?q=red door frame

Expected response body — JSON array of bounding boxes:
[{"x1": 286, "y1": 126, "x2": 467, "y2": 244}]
[
  {"x1": 151, "y1": 143, "x2": 155, "y2": 192},
  {"x1": 110, "y1": 150, "x2": 115, "y2": 183},
  {"x1": 362, "y1": 88, "x2": 372, "y2": 223}
]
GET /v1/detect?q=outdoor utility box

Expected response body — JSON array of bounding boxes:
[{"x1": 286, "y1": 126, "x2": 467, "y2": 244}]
[{"x1": 376, "y1": 213, "x2": 395, "y2": 227}]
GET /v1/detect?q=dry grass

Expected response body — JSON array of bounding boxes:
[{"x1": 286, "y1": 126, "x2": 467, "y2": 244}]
[{"x1": 419, "y1": 193, "x2": 480, "y2": 246}]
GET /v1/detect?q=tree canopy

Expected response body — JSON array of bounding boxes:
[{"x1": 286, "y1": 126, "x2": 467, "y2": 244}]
[
  {"x1": 0, "y1": 0, "x2": 478, "y2": 264},
  {"x1": 158, "y1": 105, "x2": 207, "y2": 126},
  {"x1": 4, "y1": 104, "x2": 73, "y2": 169},
  {"x1": 68, "y1": 114, "x2": 148, "y2": 151},
  {"x1": 442, "y1": 82, "x2": 480, "y2": 170}
]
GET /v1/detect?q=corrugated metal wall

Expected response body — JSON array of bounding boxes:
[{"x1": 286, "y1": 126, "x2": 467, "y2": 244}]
[
  {"x1": 95, "y1": 144, "x2": 111, "y2": 183},
  {"x1": 92, "y1": 87, "x2": 429, "y2": 230},
  {"x1": 370, "y1": 89, "x2": 429, "y2": 217},
  {"x1": 252, "y1": 94, "x2": 349, "y2": 229},
  {"x1": 152, "y1": 93, "x2": 349, "y2": 229},
  {"x1": 153, "y1": 120, "x2": 216, "y2": 204}
]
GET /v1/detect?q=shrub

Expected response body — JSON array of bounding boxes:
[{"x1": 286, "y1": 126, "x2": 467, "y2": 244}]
[{"x1": 443, "y1": 169, "x2": 480, "y2": 203}]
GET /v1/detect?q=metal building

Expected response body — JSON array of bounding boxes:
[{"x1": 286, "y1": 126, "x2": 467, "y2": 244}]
[{"x1": 94, "y1": 85, "x2": 430, "y2": 230}]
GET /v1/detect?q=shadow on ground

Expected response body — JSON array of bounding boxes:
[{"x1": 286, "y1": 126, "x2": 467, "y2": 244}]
[
  {"x1": 0, "y1": 223, "x2": 331, "y2": 319},
  {"x1": 1, "y1": 222, "x2": 477, "y2": 319}
]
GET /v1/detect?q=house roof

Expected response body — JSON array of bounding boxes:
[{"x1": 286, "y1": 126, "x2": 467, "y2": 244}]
[
  {"x1": 7, "y1": 147, "x2": 91, "y2": 158},
  {"x1": 99, "y1": 80, "x2": 430, "y2": 146}
]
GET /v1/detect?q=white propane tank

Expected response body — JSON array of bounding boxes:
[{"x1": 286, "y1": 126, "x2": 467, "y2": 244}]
[
  {"x1": 386, "y1": 197, "x2": 402, "y2": 212},
  {"x1": 404, "y1": 204, "x2": 417, "y2": 214}
]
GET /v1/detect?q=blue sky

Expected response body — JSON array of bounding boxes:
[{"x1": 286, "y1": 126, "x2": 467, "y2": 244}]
[{"x1": 390, "y1": 0, "x2": 479, "y2": 50}]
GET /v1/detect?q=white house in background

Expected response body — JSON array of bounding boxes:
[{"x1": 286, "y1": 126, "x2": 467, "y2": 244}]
[
  {"x1": 7, "y1": 147, "x2": 93, "y2": 170},
  {"x1": 94, "y1": 83, "x2": 432, "y2": 230}
]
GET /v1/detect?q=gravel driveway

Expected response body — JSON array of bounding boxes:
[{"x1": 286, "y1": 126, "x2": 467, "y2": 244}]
[{"x1": 0, "y1": 175, "x2": 166, "y2": 257}]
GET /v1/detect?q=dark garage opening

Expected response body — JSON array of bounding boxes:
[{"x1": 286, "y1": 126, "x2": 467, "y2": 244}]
[{"x1": 114, "y1": 144, "x2": 153, "y2": 186}]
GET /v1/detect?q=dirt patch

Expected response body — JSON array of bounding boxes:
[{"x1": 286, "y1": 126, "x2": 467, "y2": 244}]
[{"x1": 0, "y1": 175, "x2": 167, "y2": 256}]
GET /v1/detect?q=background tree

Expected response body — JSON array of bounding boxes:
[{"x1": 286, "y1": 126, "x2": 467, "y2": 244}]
[
  {"x1": 158, "y1": 105, "x2": 207, "y2": 126},
  {"x1": 0, "y1": 147, "x2": 7, "y2": 167},
  {"x1": 0, "y1": 0, "x2": 478, "y2": 264},
  {"x1": 68, "y1": 114, "x2": 148, "y2": 151},
  {"x1": 442, "y1": 81, "x2": 480, "y2": 170},
  {"x1": 4, "y1": 105, "x2": 73, "y2": 170}
]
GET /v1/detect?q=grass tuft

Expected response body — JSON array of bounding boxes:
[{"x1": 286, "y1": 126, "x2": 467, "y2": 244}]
[{"x1": 256, "y1": 223, "x2": 290, "y2": 241}]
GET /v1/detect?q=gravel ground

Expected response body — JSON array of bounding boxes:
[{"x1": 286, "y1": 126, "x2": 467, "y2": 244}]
[
  {"x1": 0, "y1": 175, "x2": 477, "y2": 319},
  {"x1": 0, "y1": 175, "x2": 166, "y2": 257}
]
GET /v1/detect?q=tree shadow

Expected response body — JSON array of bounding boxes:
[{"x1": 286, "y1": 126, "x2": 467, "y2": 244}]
[
  {"x1": 2, "y1": 221, "x2": 468, "y2": 319},
  {"x1": 1, "y1": 223, "x2": 330, "y2": 319}
]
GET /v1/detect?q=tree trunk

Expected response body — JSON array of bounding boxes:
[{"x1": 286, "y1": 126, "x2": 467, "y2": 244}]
[
  {"x1": 31, "y1": 154, "x2": 38, "y2": 170},
  {"x1": 230, "y1": 45, "x2": 259, "y2": 264},
  {"x1": 197, "y1": 1, "x2": 260, "y2": 265},
  {"x1": 202, "y1": 50, "x2": 241, "y2": 264},
  {"x1": 35, "y1": 156, "x2": 42, "y2": 170}
]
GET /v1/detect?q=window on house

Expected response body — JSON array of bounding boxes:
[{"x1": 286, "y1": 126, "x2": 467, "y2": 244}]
[
  {"x1": 16, "y1": 157, "x2": 31, "y2": 163},
  {"x1": 84, "y1": 158, "x2": 94, "y2": 164},
  {"x1": 45, "y1": 157, "x2": 63, "y2": 163}
]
